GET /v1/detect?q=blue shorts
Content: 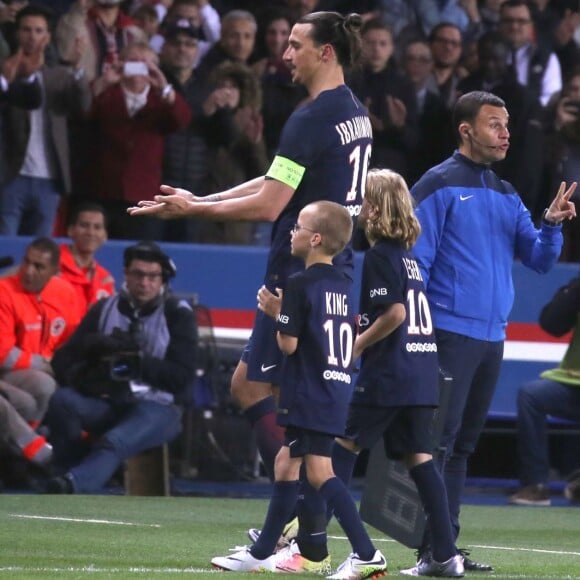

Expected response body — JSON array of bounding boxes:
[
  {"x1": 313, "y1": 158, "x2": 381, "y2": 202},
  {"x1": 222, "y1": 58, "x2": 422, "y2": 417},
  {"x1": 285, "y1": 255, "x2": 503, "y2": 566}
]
[
  {"x1": 241, "y1": 309, "x2": 284, "y2": 384},
  {"x1": 345, "y1": 405, "x2": 436, "y2": 460},
  {"x1": 284, "y1": 425, "x2": 335, "y2": 458}
]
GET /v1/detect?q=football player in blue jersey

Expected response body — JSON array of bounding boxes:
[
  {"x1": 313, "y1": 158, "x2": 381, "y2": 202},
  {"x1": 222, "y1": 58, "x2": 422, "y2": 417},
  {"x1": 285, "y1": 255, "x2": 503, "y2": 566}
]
[
  {"x1": 210, "y1": 200, "x2": 387, "y2": 578},
  {"x1": 411, "y1": 90, "x2": 576, "y2": 572},
  {"x1": 129, "y1": 11, "x2": 373, "y2": 484}
]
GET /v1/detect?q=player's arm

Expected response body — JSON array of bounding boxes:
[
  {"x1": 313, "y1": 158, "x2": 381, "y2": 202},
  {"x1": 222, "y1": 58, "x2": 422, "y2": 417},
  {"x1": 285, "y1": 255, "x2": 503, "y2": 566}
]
[
  {"x1": 129, "y1": 153, "x2": 305, "y2": 221},
  {"x1": 276, "y1": 332, "x2": 298, "y2": 355},
  {"x1": 353, "y1": 303, "x2": 406, "y2": 361}
]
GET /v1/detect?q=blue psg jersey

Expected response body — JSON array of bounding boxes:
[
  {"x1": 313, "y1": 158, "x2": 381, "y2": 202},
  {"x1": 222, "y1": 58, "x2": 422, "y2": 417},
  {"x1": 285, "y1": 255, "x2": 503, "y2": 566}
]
[
  {"x1": 276, "y1": 263, "x2": 356, "y2": 436},
  {"x1": 353, "y1": 239, "x2": 439, "y2": 407},
  {"x1": 264, "y1": 85, "x2": 373, "y2": 291}
]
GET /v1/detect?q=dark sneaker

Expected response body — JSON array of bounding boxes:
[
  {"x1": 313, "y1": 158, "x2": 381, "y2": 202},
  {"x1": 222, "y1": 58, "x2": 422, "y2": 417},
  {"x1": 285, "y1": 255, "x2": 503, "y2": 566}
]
[
  {"x1": 45, "y1": 474, "x2": 74, "y2": 494},
  {"x1": 564, "y1": 476, "x2": 580, "y2": 504},
  {"x1": 400, "y1": 554, "x2": 465, "y2": 577},
  {"x1": 457, "y1": 549, "x2": 493, "y2": 572},
  {"x1": 509, "y1": 484, "x2": 551, "y2": 506}
]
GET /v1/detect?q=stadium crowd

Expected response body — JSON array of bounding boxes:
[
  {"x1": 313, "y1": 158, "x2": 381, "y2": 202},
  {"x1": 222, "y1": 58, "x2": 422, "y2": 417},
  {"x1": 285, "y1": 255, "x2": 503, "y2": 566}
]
[{"x1": 0, "y1": 0, "x2": 578, "y2": 256}]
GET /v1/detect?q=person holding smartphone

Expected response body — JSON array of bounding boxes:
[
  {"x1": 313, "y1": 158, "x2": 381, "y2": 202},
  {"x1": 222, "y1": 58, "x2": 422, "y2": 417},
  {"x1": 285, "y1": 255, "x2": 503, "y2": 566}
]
[{"x1": 85, "y1": 40, "x2": 192, "y2": 240}]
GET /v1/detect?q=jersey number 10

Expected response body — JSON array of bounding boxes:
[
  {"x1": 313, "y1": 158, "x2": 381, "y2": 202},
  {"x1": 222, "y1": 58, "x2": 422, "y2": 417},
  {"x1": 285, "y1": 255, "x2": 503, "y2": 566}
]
[
  {"x1": 346, "y1": 144, "x2": 372, "y2": 201},
  {"x1": 323, "y1": 319, "x2": 354, "y2": 368}
]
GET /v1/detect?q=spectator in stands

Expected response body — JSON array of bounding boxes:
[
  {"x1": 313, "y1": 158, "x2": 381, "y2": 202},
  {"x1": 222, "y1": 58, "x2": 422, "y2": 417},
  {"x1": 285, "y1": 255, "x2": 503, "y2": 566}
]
[
  {"x1": 195, "y1": 9, "x2": 257, "y2": 82},
  {"x1": 55, "y1": 0, "x2": 146, "y2": 85},
  {"x1": 403, "y1": 39, "x2": 455, "y2": 186},
  {"x1": 0, "y1": 0, "x2": 28, "y2": 54},
  {"x1": 458, "y1": 31, "x2": 545, "y2": 219},
  {"x1": 509, "y1": 273, "x2": 580, "y2": 506},
  {"x1": 478, "y1": 0, "x2": 506, "y2": 35},
  {"x1": 349, "y1": 19, "x2": 418, "y2": 181},
  {"x1": 199, "y1": 61, "x2": 270, "y2": 245},
  {"x1": 160, "y1": 17, "x2": 236, "y2": 242},
  {"x1": 87, "y1": 40, "x2": 191, "y2": 240},
  {"x1": 545, "y1": 70, "x2": 580, "y2": 262},
  {"x1": 528, "y1": 0, "x2": 579, "y2": 75},
  {"x1": 45, "y1": 242, "x2": 198, "y2": 495},
  {"x1": 132, "y1": 3, "x2": 163, "y2": 53},
  {"x1": 411, "y1": 90, "x2": 576, "y2": 571},
  {"x1": 59, "y1": 201, "x2": 115, "y2": 314},
  {"x1": 547, "y1": 2, "x2": 580, "y2": 80},
  {"x1": 251, "y1": 9, "x2": 306, "y2": 160},
  {"x1": 0, "y1": 238, "x2": 80, "y2": 445},
  {"x1": 0, "y1": 4, "x2": 91, "y2": 237},
  {"x1": 161, "y1": 0, "x2": 221, "y2": 69},
  {"x1": 427, "y1": 22, "x2": 464, "y2": 110},
  {"x1": 499, "y1": 0, "x2": 562, "y2": 107}
]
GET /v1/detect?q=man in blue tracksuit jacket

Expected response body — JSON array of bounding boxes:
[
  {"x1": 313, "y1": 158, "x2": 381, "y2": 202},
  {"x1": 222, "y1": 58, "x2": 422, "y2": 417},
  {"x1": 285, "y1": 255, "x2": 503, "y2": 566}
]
[{"x1": 411, "y1": 90, "x2": 576, "y2": 573}]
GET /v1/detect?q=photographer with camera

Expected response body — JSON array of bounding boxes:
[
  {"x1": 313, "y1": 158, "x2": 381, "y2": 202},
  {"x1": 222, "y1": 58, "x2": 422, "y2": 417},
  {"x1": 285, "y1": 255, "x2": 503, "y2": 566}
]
[{"x1": 45, "y1": 241, "x2": 198, "y2": 494}]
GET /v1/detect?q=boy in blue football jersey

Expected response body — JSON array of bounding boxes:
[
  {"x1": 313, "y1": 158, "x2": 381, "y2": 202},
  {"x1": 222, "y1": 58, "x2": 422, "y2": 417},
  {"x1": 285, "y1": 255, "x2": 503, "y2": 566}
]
[
  {"x1": 211, "y1": 201, "x2": 387, "y2": 579},
  {"x1": 329, "y1": 169, "x2": 464, "y2": 578}
]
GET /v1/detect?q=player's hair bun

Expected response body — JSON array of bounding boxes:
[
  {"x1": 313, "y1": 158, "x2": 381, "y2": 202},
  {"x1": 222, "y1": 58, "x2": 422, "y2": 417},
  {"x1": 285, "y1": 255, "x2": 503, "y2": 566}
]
[{"x1": 343, "y1": 13, "x2": 362, "y2": 33}]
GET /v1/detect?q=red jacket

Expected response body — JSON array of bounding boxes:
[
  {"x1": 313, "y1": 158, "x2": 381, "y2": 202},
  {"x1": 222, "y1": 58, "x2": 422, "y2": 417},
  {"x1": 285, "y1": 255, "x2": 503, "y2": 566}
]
[
  {"x1": 90, "y1": 83, "x2": 192, "y2": 203},
  {"x1": 59, "y1": 244, "x2": 116, "y2": 315},
  {"x1": 0, "y1": 275, "x2": 81, "y2": 371}
]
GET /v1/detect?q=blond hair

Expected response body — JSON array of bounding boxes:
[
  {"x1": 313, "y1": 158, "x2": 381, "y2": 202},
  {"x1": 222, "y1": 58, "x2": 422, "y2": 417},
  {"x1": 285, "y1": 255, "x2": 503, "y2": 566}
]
[
  {"x1": 306, "y1": 200, "x2": 353, "y2": 257},
  {"x1": 364, "y1": 168, "x2": 420, "y2": 249}
]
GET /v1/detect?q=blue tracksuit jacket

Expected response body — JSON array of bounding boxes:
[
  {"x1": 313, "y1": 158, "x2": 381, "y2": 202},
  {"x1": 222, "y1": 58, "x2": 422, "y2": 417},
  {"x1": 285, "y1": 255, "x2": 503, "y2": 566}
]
[{"x1": 411, "y1": 151, "x2": 563, "y2": 341}]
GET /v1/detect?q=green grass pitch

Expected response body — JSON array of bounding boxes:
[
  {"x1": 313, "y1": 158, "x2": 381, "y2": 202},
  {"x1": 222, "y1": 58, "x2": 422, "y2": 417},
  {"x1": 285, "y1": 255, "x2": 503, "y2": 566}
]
[{"x1": 0, "y1": 494, "x2": 578, "y2": 578}]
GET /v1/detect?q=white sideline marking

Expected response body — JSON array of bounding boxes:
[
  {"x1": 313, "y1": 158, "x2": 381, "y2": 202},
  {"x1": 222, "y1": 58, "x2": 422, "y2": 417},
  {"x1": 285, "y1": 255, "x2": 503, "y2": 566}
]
[
  {"x1": 329, "y1": 535, "x2": 395, "y2": 543},
  {"x1": 331, "y1": 536, "x2": 580, "y2": 557},
  {"x1": 9, "y1": 514, "x2": 161, "y2": 528},
  {"x1": 469, "y1": 544, "x2": 580, "y2": 557},
  {"x1": 0, "y1": 566, "x2": 216, "y2": 574}
]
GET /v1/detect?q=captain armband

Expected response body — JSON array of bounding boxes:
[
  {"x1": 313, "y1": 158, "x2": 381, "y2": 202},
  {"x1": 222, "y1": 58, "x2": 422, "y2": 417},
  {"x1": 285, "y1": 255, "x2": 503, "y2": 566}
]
[{"x1": 266, "y1": 155, "x2": 306, "y2": 190}]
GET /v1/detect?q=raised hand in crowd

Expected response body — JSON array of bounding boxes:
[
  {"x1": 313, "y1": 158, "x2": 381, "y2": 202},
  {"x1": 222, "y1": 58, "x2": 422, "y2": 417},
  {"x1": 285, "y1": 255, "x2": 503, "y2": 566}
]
[
  {"x1": 1, "y1": 41, "x2": 45, "y2": 83},
  {"x1": 234, "y1": 105, "x2": 264, "y2": 145},
  {"x1": 68, "y1": 34, "x2": 88, "y2": 70},
  {"x1": 201, "y1": 85, "x2": 240, "y2": 116},
  {"x1": 554, "y1": 95, "x2": 580, "y2": 131},
  {"x1": 92, "y1": 59, "x2": 122, "y2": 97},
  {"x1": 386, "y1": 95, "x2": 408, "y2": 129}
]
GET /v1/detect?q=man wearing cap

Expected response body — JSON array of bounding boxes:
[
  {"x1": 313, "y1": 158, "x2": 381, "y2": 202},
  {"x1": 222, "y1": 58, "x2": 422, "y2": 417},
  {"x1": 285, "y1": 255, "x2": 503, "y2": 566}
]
[
  {"x1": 160, "y1": 18, "x2": 236, "y2": 241},
  {"x1": 45, "y1": 242, "x2": 198, "y2": 494}
]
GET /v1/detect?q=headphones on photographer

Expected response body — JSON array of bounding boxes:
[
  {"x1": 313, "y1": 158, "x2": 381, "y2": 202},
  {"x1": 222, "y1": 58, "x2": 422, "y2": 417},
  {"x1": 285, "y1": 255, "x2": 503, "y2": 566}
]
[{"x1": 123, "y1": 242, "x2": 177, "y2": 283}]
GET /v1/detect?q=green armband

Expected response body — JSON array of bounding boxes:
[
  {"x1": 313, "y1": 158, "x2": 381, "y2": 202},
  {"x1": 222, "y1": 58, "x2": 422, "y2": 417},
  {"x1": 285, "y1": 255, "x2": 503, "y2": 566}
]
[{"x1": 266, "y1": 155, "x2": 306, "y2": 189}]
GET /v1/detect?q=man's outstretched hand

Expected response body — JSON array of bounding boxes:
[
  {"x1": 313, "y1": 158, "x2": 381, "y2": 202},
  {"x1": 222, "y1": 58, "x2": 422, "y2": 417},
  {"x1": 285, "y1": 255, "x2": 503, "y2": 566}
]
[{"x1": 127, "y1": 185, "x2": 195, "y2": 218}]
